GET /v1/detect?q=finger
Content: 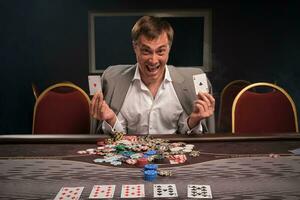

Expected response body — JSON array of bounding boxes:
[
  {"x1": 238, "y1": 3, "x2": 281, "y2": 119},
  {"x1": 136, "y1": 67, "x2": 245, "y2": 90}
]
[
  {"x1": 195, "y1": 101, "x2": 213, "y2": 118},
  {"x1": 198, "y1": 92, "x2": 215, "y2": 109},
  {"x1": 199, "y1": 93, "x2": 211, "y2": 107},
  {"x1": 99, "y1": 92, "x2": 105, "y2": 113},
  {"x1": 195, "y1": 102, "x2": 205, "y2": 113},
  {"x1": 100, "y1": 100, "x2": 108, "y2": 113},
  {"x1": 90, "y1": 92, "x2": 99, "y2": 116},
  {"x1": 203, "y1": 93, "x2": 215, "y2": 107},
  {"x1": 89, "y1": 96, "x2": 94, "y2": 115},
  {"x1": 194, "y1": 99, "x2": 209, "y2": 112}
]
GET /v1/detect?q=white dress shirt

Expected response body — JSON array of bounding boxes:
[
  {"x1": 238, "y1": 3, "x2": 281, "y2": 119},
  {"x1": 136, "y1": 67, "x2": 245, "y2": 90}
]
[{"x1": 102, "y1": 65, "x2": 203, "y2": 135}]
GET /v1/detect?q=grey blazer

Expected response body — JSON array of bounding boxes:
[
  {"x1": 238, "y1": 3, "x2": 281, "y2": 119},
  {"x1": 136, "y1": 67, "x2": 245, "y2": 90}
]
[{"x1": 91, "y1": 64, "x2": 215, "y2": 134}]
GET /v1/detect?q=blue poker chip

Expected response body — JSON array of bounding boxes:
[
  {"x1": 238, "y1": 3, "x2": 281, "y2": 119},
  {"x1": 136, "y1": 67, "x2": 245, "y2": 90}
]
[
  {"x1": 145, "y1": 150, "x2": 157, "y2": 156},
  {"x1": 144, "y1": 169, "x2": 157, "y2": 176},
  {"x1": 144, "y1": 170, "x2": 157, "y2": 181},
  {"x1": 122, "y1": 151, "x2": 134, "y2": 157},
  {"x1": 144, "y1": 164, "x2": 158, "y2": 171}
]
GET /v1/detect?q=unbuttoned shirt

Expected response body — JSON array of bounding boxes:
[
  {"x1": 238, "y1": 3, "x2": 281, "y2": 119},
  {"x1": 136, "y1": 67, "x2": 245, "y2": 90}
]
[{"x1": 102, "y1": 65, "x2": 203, "y2": 135}]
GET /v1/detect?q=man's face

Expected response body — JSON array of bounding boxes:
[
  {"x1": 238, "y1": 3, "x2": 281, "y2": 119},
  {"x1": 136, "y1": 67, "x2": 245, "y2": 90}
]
[{"x1": 133, "y1": 32, "x2": 170, "y2": 84}]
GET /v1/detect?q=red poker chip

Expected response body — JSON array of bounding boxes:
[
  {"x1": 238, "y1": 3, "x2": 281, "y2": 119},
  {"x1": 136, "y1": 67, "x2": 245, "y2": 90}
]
[
  {"x1": 96, "y1": 140, "x2": 105, "y2": 146},
  {"x1": 135, "y1": 158, "x2": 148, "y2": 167}
]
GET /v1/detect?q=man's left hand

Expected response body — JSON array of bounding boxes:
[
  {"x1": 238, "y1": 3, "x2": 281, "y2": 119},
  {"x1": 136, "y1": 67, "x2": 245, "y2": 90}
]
[{"x1": 188, "y1": 92, "x2": 215, "y2": 129}]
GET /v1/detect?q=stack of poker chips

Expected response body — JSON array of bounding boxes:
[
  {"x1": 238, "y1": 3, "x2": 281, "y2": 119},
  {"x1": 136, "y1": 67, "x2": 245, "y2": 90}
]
[{"x1": 143, "y1": 164, "x2": 158, "y2": 181}]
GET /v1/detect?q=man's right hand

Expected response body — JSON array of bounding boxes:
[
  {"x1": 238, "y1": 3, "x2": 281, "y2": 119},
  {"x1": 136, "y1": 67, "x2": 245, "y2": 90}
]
[{"x1": 90, "y1": 92, "x2": 117, "y2": 126}]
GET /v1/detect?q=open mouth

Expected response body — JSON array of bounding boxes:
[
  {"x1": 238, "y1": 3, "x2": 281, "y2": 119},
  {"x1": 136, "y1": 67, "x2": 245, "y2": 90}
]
[{"x1": 146, "y1": 64, "x2": 160, "y2": 73}]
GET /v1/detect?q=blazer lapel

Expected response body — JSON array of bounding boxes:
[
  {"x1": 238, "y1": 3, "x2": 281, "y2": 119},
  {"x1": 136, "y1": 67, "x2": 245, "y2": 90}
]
[
  {"x1": 169, "y1": 66, "x2": 194, "y2": 115},
  {"x1": 110, "y1": 65, "x2": 136, "y2": 114}
]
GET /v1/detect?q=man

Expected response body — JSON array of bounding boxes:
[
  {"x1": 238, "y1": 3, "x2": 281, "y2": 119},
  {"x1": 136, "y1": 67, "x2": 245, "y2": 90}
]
[{"x1": 90, "y1": 16, "x2": 215, "y2": 135}]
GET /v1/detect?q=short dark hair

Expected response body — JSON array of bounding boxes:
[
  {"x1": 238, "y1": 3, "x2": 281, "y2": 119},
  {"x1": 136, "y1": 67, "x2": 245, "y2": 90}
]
[{"x1": 131, "y1": 16, "x2": 174, "y2": 47}]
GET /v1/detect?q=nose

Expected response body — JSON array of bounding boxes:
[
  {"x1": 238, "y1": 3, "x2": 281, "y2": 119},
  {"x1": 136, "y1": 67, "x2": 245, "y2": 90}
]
[{"x1": 149, "y1": 53, "x2": 159, "y2": 65}]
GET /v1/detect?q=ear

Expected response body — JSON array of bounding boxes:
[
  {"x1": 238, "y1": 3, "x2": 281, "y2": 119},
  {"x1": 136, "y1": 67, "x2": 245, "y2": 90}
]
[{"x1": 132, "y1": 41, "x2": 137, "y2": 53}]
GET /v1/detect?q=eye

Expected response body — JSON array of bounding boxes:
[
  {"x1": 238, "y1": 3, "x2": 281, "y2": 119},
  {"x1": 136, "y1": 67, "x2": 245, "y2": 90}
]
[
  {"x1": 141, "y1": 48, "x2": 151, "y2": 55},
  {"x1": 157, "y1": 49, "x2": 166, "y2": 56}
]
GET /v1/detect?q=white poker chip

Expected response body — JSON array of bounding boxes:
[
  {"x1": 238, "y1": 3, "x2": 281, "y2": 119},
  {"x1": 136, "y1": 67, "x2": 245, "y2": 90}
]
[
  {"x1": 86, "y1": 148, "x2": 95, "y2": 152},
  {"x1": 185, "y1": 144, "x2": 194, "y2": 148},
  {"x1": 77, "y1": 150, "x2": 87, "y2": 154},
  {"x1": 170, "y1": 147, "x2": 184, "y2": 152},
  {"x1": 93, "y1": 158, "x2": 105, "y2": 163},
  {"x1": 183, "y1": 149, "x2": 193, "y2": 153}
]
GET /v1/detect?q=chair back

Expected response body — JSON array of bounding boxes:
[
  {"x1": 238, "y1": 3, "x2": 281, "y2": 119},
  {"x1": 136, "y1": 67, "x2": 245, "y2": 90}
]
[
  {"x1": 32, "y1": 83, "x2": 91, "y2": 134},
  {"x1": 232, "y1": 82, "x2": 298, "y2": 134},
  {"x1": 218, "y1": 80, "x2": 251, "y2": 132}
]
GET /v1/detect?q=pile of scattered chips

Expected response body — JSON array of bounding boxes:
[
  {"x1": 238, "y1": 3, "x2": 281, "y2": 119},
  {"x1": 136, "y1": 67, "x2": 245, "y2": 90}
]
[
  {"x1": 157, "y1": 169, "x2": 172, "y2": 176},
  {"x1": 77, "y1": 132, "x2": 200, "y2": 167}
]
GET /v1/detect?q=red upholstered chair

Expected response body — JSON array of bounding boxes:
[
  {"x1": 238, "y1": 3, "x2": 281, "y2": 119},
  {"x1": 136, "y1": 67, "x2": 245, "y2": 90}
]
[
  {"x1": 217, "y1": 80, "x2": 251, "y2": 132},
  {"x1": 32, "y1": 83, "x2": 91, "y2": 134},
  {"x1": 232, "y1": 82, "x2": 299, "y2": 134}
]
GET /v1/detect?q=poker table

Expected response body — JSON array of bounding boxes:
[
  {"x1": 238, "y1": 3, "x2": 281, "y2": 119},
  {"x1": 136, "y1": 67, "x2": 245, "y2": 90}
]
[{"x1": 1, "y1": 133, "x2": 300, "y2": 199}]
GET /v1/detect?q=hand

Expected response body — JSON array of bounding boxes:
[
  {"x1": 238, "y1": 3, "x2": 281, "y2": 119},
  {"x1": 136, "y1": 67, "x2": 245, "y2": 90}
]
[
  {"x1": 188, "y1": 92, "x2": 215, "y2": 129},
  {"x1": 90, "y1": 92, "x2": 116, "y2": 126}
]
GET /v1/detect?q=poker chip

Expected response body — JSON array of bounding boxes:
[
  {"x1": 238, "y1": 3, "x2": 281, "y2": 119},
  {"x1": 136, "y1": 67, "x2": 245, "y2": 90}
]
[
  {"x1": 170, "y1": 147, "x2": 184, "y2": 152},
  {"x1": 136, "y1": 158, "x2": 149, "y2": 167},
  {"x1": 122, "y1": 151, "x2": 134, "y2": 157},
  {"x1": 105, "y1": 138, "x2": 113, "y2": 144},
  {"x1": 189, "y1": 150, "x2": 200, "y2": 157},
  {"x1": 111, "y1": 160, "x2": 122, "y2": 166},
  {"x1": 144, "y1": 164, "x2": 158, "y2": 171},
  {"x1": 183, "y1": 148, "x2": 193, "y2": 153},
  {"x1": 125, "y1": 159, "x2": 137, "y2": 165},
  {"x1": 144, "y1": 169, "x2": 157, "y2": 181},
  {"x1": 185, "y1": 144, "x2": 194, "y2": 149},
  {"x1": 77, "y1": 150, "x2": 87, "y2": 154},
  {"x1": 269, "y1": 153, "x2": 280, "y2": 158},
  {"x1": 140, "y1": 146, "x2": 149, "y2": 151},
  {"x1": 77, "y1": 132, "x2": 200, "y2": 168},
  {"x1": 145, "y1": 150, "x2": 157, "y2": 156},
  {"x1": 115, "y1": 145, "x2": 126, "y2": 152},
  {"x1": 157, "y1": 169, "x2": 172, "y2": 176},
  {"x1": 123, "y1": 135, "x2": 138, "y2": 142},
  {"x1": 96, "y1": 140, "x2": 105, "y2": 146},
  {"x1": 113, "y1": 132, "x2": 124, "y2": 142},
  {"x1": 130, "y1": 153, "x2": 143, "y2": 159},
  {"x1": 168, "y1": 154, "x2": 187, "y2": 164},
  {"x1": 93, "y1": 158, "x2": 105, "y2": 163}
]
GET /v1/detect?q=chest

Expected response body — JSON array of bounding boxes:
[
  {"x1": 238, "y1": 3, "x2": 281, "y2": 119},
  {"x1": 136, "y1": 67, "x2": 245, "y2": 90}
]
[{"x1": 121, "y1": 81, "x2": 183, "y2": 117}]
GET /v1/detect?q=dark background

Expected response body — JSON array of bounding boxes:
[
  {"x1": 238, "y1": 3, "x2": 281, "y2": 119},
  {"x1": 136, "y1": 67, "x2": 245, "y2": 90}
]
[
  {"x1": 0, "y1": 0, "x2": 299, "y2": 133},
  {"x1": 94, "y1": 15, "x2": 205, "y2": 69}
]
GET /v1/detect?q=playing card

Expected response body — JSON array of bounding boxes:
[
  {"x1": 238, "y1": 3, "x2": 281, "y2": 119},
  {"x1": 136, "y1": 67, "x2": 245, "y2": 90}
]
[
  {"x1": 88, "y1": 75, "x2": 102, "y2": 95},
  {"x1": 121, "y1": 184, "x2": 145, "y2": 198},
  {"x1": 89, "y1": 185, "x2": 115, "y2": 199},
  {"x1": 153, "y1": 184, "x2": 178, "y2": 198},
  {"x1": 193, "y1": 73, "x2": 209, "y2": 94},
  {"x1": 289, "y1": 148, "x2": 300, "y2": 155},
  {"x1": 53, "y1": 186, "x2": 84, "y2": 200},
  {"x1": 187, "y1": 185, "x2": 212, "y2": 199}
]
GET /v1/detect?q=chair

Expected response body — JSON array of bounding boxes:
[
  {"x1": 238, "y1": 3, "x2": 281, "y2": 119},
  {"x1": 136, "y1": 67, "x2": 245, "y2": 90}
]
[
  {"x1": 32, "y1": 83, "x2": 91, "y2": 134},
  {"x1": 232, "y1": 82, "x2": 299, "y2": 134},
  {"x1": 217, "y1": 80, "x2": 251, "y2": 132}
]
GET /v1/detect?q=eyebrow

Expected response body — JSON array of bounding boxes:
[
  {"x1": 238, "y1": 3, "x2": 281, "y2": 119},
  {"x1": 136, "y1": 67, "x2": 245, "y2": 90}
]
[{"x1": 140, "y1": 44, "x2": 168, "y2": 50}]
